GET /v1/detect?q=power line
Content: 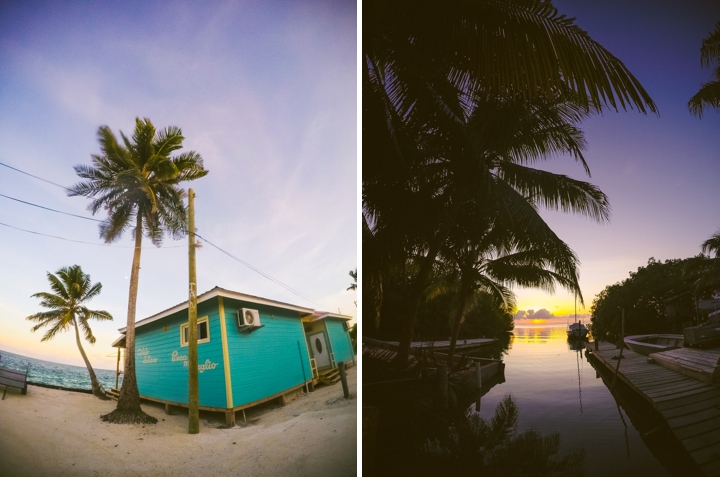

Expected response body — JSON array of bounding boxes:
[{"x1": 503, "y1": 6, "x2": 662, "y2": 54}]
[
  {"x1": 0, "y1": 193, "x2": 102, "y2": 222},
  {"x1": 0, "y1": 221, "x2": 183, "y2": 248},
  {"x1": 0, "y1": 161, "x2": 328, "y2": 308},
  {"x1": 0, "y1": 161, "x2": 71, "y2": 191},
  {"x1": 195, "y1": 233, "x2": 327, "y2": 309}
]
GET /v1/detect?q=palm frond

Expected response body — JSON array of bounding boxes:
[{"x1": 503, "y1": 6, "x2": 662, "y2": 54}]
[
  {"x1": 688, "y1": 80, "x2": 720, "y2": 118},
  {"x1": 99, "y1": 202, "x2": 134, "y2": 243},
  {"x1": 497, "y1": 163, "x2": 610, "y2": 223},
  {"x1": 40, "y1": 313, "x2": 72, "y2": 342},
  {"x1": 700, "y1": 21, "x2": 720, "y2": 69},
  {"x1": 486, "y1": 394, "x2": 519, "y2": 449},
  {"x1": 77, "y1": 313, "x2": 97, "y2": 344},
  {"x1": 702, "y1": 232, "x2": 720, "y2": 258}
]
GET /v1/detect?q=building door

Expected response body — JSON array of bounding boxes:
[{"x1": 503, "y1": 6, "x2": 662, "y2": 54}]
[{"x1": 308, "y1": 331, "x2": 330, "y2": 368}]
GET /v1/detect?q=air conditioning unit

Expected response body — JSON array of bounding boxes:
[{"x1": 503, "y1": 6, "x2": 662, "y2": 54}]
[
  {"x1": 343, "y1": 321, "x2": 350, "y2": 332},
  {"x1": 238, "y1": 308, "x2": 261, "y2": 328}
]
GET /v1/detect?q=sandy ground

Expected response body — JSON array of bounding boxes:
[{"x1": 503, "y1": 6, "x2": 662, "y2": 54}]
[{"x1": 0, "y1": 366, "x2": 357, "y2": 477}]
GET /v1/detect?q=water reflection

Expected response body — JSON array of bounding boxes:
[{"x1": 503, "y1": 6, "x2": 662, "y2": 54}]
[
  {"x1": 364, "y1": 327, "x2": 701, "y2": 475},
  {"x1": 470, "y1": 326, "x2": 695, "y2": 476},
  {"x1": 416, "y1": 395, "x2": 585, "y2": 476}
]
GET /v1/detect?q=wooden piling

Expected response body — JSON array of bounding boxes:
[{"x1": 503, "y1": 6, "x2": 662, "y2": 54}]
[
  {"x1": 339, "y1": 362, "x2": 350, "y2": 399},
  {"x1": 437, "y1": 364, "x2": 448, "y2": 409},
  {"x1": 475, "y1": 361, "x2": 483, "y2": 412},
  {"x1": 611, "y1": 309, "x2": 625, "y2": 391}
]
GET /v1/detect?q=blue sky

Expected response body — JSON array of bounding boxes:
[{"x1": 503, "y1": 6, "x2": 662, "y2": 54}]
[
  {"x1": 513, "y1": 0, "x2": 720, "y2": 325},
  {"x1": 0, "y1": 1, "x2": 357, "y2": 368}
]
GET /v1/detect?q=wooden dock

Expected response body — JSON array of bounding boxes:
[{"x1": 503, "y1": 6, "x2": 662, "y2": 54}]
[
  {"x1": 384, "y1": 338, "x2": 497, "y2": 351},
  {"x1": 588, "y1": 341, "x2": 720, "y2": 476}
]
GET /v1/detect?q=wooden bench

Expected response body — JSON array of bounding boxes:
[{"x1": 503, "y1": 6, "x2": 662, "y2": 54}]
[{"x1": 0, "y1": 365, "x2": 28, "y2": 399}]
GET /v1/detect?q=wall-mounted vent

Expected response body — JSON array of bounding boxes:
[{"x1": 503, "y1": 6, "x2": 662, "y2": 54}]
[{"x1": 238, "y1": 308, "x2": 261, "y2": 329}]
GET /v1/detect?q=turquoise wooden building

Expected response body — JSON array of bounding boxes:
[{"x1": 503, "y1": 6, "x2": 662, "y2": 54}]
[
  {"x1": 112, "y1": 287, "x2": 354, "y2": 425},
  {"x1": 303, "y1": 311, "x2": 355, "y2": 376}
]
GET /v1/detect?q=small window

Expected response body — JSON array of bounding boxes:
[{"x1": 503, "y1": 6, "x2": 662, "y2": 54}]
[{"x1": 181, "y1": 317, "x2": 210, "y2": 347}]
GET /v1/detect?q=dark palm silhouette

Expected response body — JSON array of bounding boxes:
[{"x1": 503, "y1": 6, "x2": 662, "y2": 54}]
[
  {"x1": 364, "y1": 0, "x2": 656, "y2": 364},
  {"x1": 688, "y1": 21, "x2": 720, "y2": 117}
]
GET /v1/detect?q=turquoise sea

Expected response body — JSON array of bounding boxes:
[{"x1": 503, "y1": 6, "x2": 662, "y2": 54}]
[{"x1": 0, "y1": 349, "x2": 122, "y2": 392}]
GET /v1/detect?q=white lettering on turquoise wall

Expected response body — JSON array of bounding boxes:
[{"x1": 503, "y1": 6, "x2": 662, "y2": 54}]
[
  {"x1": 198, "y1": 359, "x2": 219, "y2": 373},
  {"x1": 138, "y1": 347, "x2": 158, "y2": 363},
  {"x1": 171, "y1": 351, "x2": 218, "y2": 372}
]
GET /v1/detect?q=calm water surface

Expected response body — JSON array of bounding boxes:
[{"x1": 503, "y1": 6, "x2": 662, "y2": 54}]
[
  {"x1": 472, "y1": 326, "x2": 691, "y2": 476},
  {"x1": 0, "y1": 349, "x2": 121, "y2": 391}
]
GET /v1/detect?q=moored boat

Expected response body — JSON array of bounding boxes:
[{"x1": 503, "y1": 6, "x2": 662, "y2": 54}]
[
  {"x1": 567, "y1": 322, "x2": 588, "y2": 338},
  {"x1": 623, "y1": 334, "x2": 684, "y2": 356}
]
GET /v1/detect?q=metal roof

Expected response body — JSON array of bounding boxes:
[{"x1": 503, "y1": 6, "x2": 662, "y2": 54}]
[{"x1": 117, "y1": 286, "x2": 316, "y2": 333}]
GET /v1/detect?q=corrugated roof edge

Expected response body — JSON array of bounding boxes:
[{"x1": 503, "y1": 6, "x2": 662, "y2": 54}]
[{"x1": 118, "y1": 286, "x2": 316, "y2": 333}]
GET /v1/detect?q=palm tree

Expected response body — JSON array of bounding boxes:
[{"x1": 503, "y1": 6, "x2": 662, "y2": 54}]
[
  {"x1": 688, "y1": 21, "x2": 720, "y2": 117},
  {"x1": 69, "y1": 117, "x2": 208, "y2": 423},
  {"x1": 367, "y1": 90, "x2": 609, "y2": 365},
  {"x1": 436, "y1": 193, "x2": 584, "y2": 366},
  {"x1": 27, "y1": 265, "x2": 113, "y2": 400},
  {"x1": 364, "y1": 0, "x2": 655, "y2": 365}
]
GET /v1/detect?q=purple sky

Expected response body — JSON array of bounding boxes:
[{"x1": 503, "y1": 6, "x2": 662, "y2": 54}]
[
  {"x1": 0, "y1": 1, "x2": 357, "y2": 368},
  {"x1": 514, "y1": 0, "x2": 720, "y2": 325}
]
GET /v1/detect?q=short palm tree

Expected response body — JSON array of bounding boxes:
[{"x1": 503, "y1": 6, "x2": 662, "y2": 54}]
[
  {"x1": 69, "y1": 117, "x2": 208, "y2": 424},
  {"x1": 688, "y1": 21, "x2": 720, "y2": 117},
  {"x1": 27, "y1": 265, "x2": 113, "y2": 400}
]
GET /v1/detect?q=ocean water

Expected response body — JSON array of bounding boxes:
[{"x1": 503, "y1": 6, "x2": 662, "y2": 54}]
[{"x1": 0, "y1": 349, "x2": 122, "y2": 392}]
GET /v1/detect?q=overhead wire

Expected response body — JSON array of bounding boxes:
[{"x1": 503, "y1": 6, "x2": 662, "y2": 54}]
[
  {"x1": 0, "y1": 161, "x2": 72, "y2": 191},
  {"x1": 1, "y1": 161, "x2": 328, "y2": 308},
  {"x1": 0, "y1": 222, "x2": 184, "y2": 248},
  {"x1": 195, "y1": 232, "x2": 327, "y2": 308},
  {"x1": 0, "y1": 193, "x2": 102, "y2": 222}
]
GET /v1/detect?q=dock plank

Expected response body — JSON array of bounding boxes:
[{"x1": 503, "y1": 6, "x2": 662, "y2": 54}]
[
  {"x1": 691, "y1": 443, "x2": 720, "y2": 467},
  {"x1": 675, "y1": 416, "x2": 720, "y2": 441},
  {"x1": 655, "y1": 390, "x2": 720, "y2": 413},
  {"x1": 645, "y1": 382, "x2": 715, "y2": 399},
  {"x1": 682, "y1": 428, "x2": 720, "y2": 453},
  {"x1": 633, "y1": 375, "x2": 696, "y2": 387},
  {"x1": 587, "y1": 341, "x2": 720, "y2": 476},
  {"x1": 666, "y1": 407, "x2": 720, "y2": 428}
]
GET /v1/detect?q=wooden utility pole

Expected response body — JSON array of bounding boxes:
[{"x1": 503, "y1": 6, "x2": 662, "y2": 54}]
[{"x1": 188, "y1": 188, "x2": 199, "y2": 434}]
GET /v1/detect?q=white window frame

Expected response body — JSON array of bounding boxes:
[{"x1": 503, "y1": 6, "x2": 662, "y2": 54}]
[{"x1": 180, "y1": 316, "x2": 210, "y2": 347}]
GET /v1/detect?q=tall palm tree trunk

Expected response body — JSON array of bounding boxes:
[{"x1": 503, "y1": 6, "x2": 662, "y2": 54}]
[
  {"x1": 394, "y1": 216, "x2": 457, "y2": 365},
  {"x1": 446, "y1": 281, "x2": 473, "y2": 368},
  {"x1": 72, "y1": 317, "x2": 109, "y2": 400},
  {"x1": 394, "y1": 246, "x2": 441, "y2": 366},
  {"x1": 116, "y1": 213, "x2": 143, "y2": 412}
]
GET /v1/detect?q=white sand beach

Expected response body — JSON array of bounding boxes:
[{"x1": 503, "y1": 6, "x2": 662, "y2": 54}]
[{"x1": 0, "y1": 366, "x2": 357, "y2": 477}]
